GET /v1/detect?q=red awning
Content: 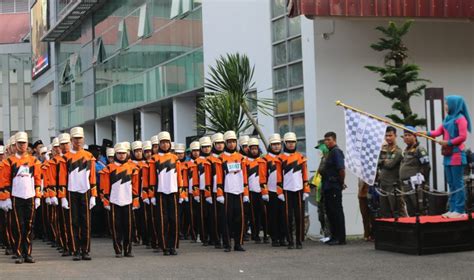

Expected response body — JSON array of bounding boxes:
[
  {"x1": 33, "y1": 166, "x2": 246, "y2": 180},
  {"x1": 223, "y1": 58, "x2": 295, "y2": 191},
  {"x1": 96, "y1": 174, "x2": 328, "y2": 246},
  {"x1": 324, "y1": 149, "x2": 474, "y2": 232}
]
[{"x1": 289, "y1": 0, "x2": 474, "y2": 19}]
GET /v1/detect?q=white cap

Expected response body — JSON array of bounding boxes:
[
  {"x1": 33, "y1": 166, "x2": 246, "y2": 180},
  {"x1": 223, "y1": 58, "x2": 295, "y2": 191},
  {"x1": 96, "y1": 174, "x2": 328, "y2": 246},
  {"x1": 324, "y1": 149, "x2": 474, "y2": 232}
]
[
  {"x1": 106, "y1": 147, "x2": 115, "y2": 157},
  {"x1": 143, "y1": 141, "x2": 152, "y2": 151},
  {"x1": 269, "y1": 133, "x2": 282, "y2": 144},
  {"x1": 175, "y1": 143, "x2": 185, "y2": 153},
  {"x1": 0, "y1": 146, "x2": 4, "y2": 154},
  {"x1": 59, "y1": 133, "x2": 71, "y2": 144},
  {"x1": 223, "y1": 131, "x2": 237, "y2": 141},
  {"x1": 211, "y1": 133, "x2": 224, "y2": 144},
  {"x1": 15, "y1": 132, "x2": 28, "y2": 143},
  {"x1": 199, "y1": 136, "x2": 212, "y2": 147},
  {"x1": 40, "y1": 146, "x2": 48, "y2": 154},
  {"x1": 122, "y1": 141, "x2": 131, "y2": 151},
  {"x1": 52, "y1": 137, "x2": 60, "y2": 147},
  {"x1": 284, "y1": 132, "x2": 297, "y2": 142},
  {"x1": 158, "y1": 131, "x2": 171, "y2": 142},
  {"x1": 151, "y1": 135, "x2": 159, "y2": 145},
  {"x1": 70, "y1": 127, "x2": 84, "y2": 138},
  {"x1": 132, "y1": 141, "x2": 143, "y2": 151},
  {"x1": 248, "y1": 138, "x2": 259, "y2": 147},
  {"x1": 190, "y1": 141, "x2": 200, "y2": 151},
  {"x1": 10, "y1": 135, "x2": 16, "y2": 145},
  {"x1": 239, "y1": 135, "x2": 249, "y2": 146},
  {"x1": 114, "y1": 142, "x2": 128, "y2": 153}
]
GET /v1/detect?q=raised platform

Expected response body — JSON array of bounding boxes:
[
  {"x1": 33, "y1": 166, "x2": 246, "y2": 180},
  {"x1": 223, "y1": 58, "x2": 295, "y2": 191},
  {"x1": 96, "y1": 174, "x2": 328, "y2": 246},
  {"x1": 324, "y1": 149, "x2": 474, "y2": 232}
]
[{"x1": 374, "y1": 214, "x2": 474, "y2": 255}]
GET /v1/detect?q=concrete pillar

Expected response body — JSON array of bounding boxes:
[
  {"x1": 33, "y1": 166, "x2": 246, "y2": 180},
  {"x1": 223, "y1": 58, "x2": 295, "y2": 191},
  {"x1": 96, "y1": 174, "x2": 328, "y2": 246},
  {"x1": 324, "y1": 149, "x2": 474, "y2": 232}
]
[
  {"x1": 17, "y1": 57, "x2": 25, "y2": 132},
  {"x1": 83, "y1": 124, "x2": 95, "y2": 146},
  {"x1": 172, "y1": 96, "x2": 196, "y2": 144},
  {"x1": 115, "y1": 113, "x2": 134, "y2": 142},
  {"x1": 140, "y1": 108, "x2": 161, "y2": 141},
  {"x1": 1, "y1": 55, "x2": 11, "y2": 140},
  {"x1": 95, "y1": 119, "x2": 113, "y2": 145},
  {"x1": 37, "y1": 92, "x2": 50, "y2": 142}
]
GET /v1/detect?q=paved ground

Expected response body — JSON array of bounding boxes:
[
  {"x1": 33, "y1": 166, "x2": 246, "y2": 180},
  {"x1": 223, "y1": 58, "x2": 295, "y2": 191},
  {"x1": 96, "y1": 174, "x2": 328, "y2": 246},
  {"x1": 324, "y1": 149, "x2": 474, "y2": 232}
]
[{"x1": 1, "y1": 237, "x2": 472, "y2": 279}]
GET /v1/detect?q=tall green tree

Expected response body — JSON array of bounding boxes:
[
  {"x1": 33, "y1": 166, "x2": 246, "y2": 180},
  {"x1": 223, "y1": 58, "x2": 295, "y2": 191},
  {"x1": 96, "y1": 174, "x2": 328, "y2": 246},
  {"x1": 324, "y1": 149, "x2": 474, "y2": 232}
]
[
  {"x1": 365, "y1": 21, "x2": 429, "y2": 127},
  {"x1": 198, "y1": 53, "x2": 274, "y2": 148}
]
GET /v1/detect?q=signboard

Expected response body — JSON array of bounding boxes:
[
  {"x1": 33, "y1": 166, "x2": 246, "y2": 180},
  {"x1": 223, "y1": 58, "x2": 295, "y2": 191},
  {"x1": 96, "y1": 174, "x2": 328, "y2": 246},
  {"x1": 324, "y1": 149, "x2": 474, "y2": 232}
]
[{"x1": 31, "y1": 0, "x2": 50, "y2": 79}]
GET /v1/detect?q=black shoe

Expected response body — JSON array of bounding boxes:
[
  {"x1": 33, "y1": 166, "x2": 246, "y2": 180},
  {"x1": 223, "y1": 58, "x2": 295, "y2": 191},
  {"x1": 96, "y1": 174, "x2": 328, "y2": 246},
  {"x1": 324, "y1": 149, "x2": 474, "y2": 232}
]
[
  {"x1": 338, "y1": 241, "x2": 347, "y2": 245},
  {"x1": 287, "y1": 243, "x2": 295, "y2": 249},
  {"x1": 224, "y1": 247, "x2": 231, "y2": 252},
  {"x1": 146, "y1": 245, "x2": 152, "y2": 249},
  {"x1": 234, "y1": 245, "x2": 246, "y2": 252},
  {"x1": 214, "y1": 243, "x2": 223, "y2": 249},
  {"x1": 296, "y1": 244, "x2": 303, "y2": 249},
  {"x1": 82, "y1": 253, "x2": 92, "y2": 260},
  {"x1": 115, "y1": 254, "x2": 123, "y2": 258},
  {"x1": 279, "y1": 240, "x2": 288, "y2": 247},
  {"x1": 11, "y1": 254, "x2": 19, "y2": 259},
  {"x1": 25, "y1": 255, "x2": 35, "y2": 263},
  {"x1": 15, "y1": 257, "x2": 24, "y2": 264},
  {"x1": 124, "y1": 253, "x2": 134, "y2": 257},
  {"x1": 73, "y1": 253, "x2": 81, "y2": 261},
  {"x1": 243, "y1": 234, "x2": 250, "y2": 242},
  {"x1": 326, "y1": 239, "x2": 340, "y2": 246},
  {"x1": 62, "y1": 251, "x2": 71, "y2": 257},
  {"x1": 5, "y1": 248, "x2": 13, "y2": 255},
  {"x1": 254, "y1": 237, "x2": 262, "y2": 244},
  {"x1": 271, "y1": 241, "x2": 280, "y2": 247},
  {"x1": 263, "y1": 237, "x2": 269, "y2": 244},
  {"x1": 169, "y1": 248, "x2": 177, "y2": 256},
  {"x1": 163, "y1": 249, "x2": 170, "y2": 256},
  {"x1": 208, "y1": 240, "x2": 215, "y2": 246},
  {"x1": 202, "y1": 241, "x2": 209, "y2": 247}
]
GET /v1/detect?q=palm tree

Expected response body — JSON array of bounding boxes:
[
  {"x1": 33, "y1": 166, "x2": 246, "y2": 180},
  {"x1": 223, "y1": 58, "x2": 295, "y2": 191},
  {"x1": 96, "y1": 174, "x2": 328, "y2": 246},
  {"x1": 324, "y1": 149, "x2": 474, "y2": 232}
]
[{"x1": 199, "y1": 53, "x2": 274, "y2": 148}]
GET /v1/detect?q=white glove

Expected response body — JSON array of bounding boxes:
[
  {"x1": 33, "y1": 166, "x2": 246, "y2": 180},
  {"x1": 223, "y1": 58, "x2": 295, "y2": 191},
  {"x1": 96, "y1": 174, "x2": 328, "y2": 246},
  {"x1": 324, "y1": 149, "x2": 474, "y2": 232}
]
[
  {"x1": 184, "y1": 196, "x2": 189, "y2": 202},
  {"x1": 262, "y1": 194, "x2": 269, "y2": 202},
  {"x1": 278, "y1": 194, "x2": 285, "y2": 202},
  {"x1": 303, "y1": 193, "x2": 309, "y2": 200},
  {"x1": 35, "y1": 198, "x2": 41, "y2": 209},
  {"x1": 243, "y1": 196, "x2": 250, "y2": 203},
  {"x1": 0, "y1": 200, "x2": 5, "y2": 211},
  {"x1": 206, "y1": 197, "x2": 213, "y2": 204},
  {"x1": 151, "y1": 197, "x2": 156, "y2": 205},
  {"x1": 51, "y1": 197, "x2": 59, "y2": 206},
  {"x1": 104, "y1": 205, "x2": 111, "y2": 211},
  {"x1": 89, "y1": 196, "x2": 96, "y2": 210},
  {"x1": 61, "y1": 197, "x2": 70, "y2": 209},
  {"x1": 5, "y1": 198, "x2": 12, "y2": 211},
  {"x1": 133, "y1": 205, "x2": 139, "y2": 210},
  {"x1": 143, "y1": 198, "x2": 150, "y2": 205},
  {"x1": 178, "y1": 198, "x2": 184, "y2": 204},
  {"x1": 216, "y1": 196, "x2": 225, "y2": 204},
  {"x1": 45, "y1": 197, "x2": 51, "y2": 205},
  {"x1": 194, "y1": 196, "x2": 200, "y2": 203}
]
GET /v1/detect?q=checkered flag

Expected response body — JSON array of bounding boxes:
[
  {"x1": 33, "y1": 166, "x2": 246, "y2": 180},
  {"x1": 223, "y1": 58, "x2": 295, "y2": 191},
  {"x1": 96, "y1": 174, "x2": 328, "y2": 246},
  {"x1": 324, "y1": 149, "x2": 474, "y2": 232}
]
[{"x1": 344, "y1": 109, "x2": 387, "y2": 185}]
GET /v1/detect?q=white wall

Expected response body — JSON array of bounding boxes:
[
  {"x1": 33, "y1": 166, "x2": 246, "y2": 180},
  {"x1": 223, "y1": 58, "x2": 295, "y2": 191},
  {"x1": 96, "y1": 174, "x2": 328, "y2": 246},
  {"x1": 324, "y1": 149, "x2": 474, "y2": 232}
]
[
  {"x1": 173, "y1": 96, "x2": 197, "y2": 144},
  {"x1": 312, "y1": 19, "x2": 474, "y2": 235},
  {"x1": 202, "y1": 0, "x2": 274, "y2": 137}
]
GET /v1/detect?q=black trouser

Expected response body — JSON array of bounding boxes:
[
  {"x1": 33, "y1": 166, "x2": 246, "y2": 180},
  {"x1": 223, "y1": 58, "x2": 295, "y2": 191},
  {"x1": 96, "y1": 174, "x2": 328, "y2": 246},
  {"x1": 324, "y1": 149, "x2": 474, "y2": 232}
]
[
  {"x1": 324, "y1": 188, "x2": 346, "y2": 243},
  {"x1": 182, "y1": 198, "x2": 196, "y2": 240},
  {"x1": 111, "y1": 204, "x2": 132, "y2": 255},
  {"x1": 209, "y1": 193, "x2": 222, "y2": 245},
  {"x1": 67, "y1": 191, "x2": 91, "y2": 254},
  {"x1": 58, "y1": 202, "x2": 70, "y2": 252},
  {"x1": 249, "y1": 191, "x2": 268, "y2": 241},
  {"x1": 268, "y1": 192, "x2": 286, "y2": 243},
  {"x1": 156, "y1": 193, "x2": 179, "y2": 250},
  {"x1": 223, "y1": 193, "x2": 244, "y2": 249},
  {"x1": 11, "y1": 197, "x2": 35, "y2": 257},
  {"x1": 0, "y1": 209, "x2": 9, "y2": 248},
  {"x1": 284, "y1": 190, "x2": 305, "y2": 246},
  {"x1": 136, "y1": 199, "x2": 148, "y2": 245},
  {"x1": 47, "y1": 204, "x2": 58, "y2": 244},
  {"x1": 196, "y1": 190, "x2": 209, "y2": 244},
  {"x1": 146, "y1": 203, "x2": 158, "y2": 248}
]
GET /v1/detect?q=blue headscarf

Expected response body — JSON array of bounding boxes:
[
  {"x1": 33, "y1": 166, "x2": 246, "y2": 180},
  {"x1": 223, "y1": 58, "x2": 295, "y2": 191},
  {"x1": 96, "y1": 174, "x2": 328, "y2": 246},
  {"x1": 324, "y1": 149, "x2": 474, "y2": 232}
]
[{"x1": 443, "y1": 95, "x2": 472, "y2": 137}]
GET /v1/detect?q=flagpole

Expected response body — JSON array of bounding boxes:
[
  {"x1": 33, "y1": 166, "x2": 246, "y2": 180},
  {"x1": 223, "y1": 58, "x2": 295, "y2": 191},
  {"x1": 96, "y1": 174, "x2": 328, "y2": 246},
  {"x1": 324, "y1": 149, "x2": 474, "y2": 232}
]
[{"x1": 336, "y1": 100, "x2": 439, "y2": 143}]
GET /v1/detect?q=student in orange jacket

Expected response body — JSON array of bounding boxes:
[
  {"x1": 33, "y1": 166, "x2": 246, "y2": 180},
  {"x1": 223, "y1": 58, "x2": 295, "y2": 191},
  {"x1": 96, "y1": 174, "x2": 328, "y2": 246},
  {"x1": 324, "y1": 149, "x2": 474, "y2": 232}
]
[
  {"x1": 208, "y1": 133, "x2": 225, "y2": 249},
  {"x1": 279, "y1": 132, "x2": 310, "y2": 249},
  {"x1": 0, "y1": 132, "x2": 42, "y2": 264},
  {"x1": 184, "y1": 142, "x2": 199, "y2": 242},
  {"x1": 2, "y1": 137, "x2": 18, "y2": 256},
  {"x1": 217, "y1": 131, "x2": 249, "y2": 252},
  {"x1": 47, "y1": 137, "x2": 63, "y2": 253},
  {"x1": 149, "y1": 131, "x2": 183, "y2": 256},
  {"x1": 130, "y1": 141, "x2": 149, "y2": 247},
  {"x1": 174, "y1": 143, "x2": 188, "y2": 240},
  {"x1": 100, "y1": 142, "x2": 140, "y2": 258},
  {"x1": 58, "y1": 127, "x2": 97, "y2": 261},
  {"x1": 245, "y1": 138, "x2": 269, "y2": 244},
  {"x1": 194, "y1": 137, "x2": 212, "y2": 246}
]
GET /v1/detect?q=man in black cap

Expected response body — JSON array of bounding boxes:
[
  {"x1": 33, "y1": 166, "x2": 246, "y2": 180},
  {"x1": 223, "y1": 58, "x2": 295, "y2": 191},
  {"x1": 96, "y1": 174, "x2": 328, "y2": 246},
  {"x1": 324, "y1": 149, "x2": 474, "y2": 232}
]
[
  {"x1": 33, "y1": 140, "x2": 44, "y2": 161},
  {"x1": 88, "y1": 144, "x2": 108, "y2": 237}
]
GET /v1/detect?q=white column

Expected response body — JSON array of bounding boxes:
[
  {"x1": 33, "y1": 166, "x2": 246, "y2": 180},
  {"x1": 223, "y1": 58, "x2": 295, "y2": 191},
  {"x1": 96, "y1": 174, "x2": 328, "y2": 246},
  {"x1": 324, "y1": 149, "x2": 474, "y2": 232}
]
[
  {"x1": 37, "y1": 92, "x2": 50, "y2": 142},
  {"x1": 115, "y1": 113, "x2": 134, "y2": 142},
  {"x1": 140, "y1": 108, "x2": 161, "y2": 141},
  {"x1": 84, "y1": 125, "x2": 95, "y2": 146},
  {"x1": 95, "y1": 119, "x2": 113, "y2": 145},
  {"x1": 172, "y1": 96, "x2": 196, "y2": 144},
  {"x1": 2, "y1": 55, "x2": 11, "y2": 140}
]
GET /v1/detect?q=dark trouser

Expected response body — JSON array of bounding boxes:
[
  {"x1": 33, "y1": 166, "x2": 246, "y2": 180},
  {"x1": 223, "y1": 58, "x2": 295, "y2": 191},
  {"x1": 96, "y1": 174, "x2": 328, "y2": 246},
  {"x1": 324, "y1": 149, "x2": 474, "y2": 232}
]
[
  {"x1": 0, "y1": 209, "x2": 11, "y2": 248},
  {"x1": 183, "y1": 197, "x2": 196, "y2": 240},
  {"x1": 249, "y1": 191, "x2": 268, "y2": 241},
  {"x1": 223, "y1": 193, "x2": 244, "y2": 249},
  {"x1": 284, "y1": 190, "x2": 305, "y2": 246},
  {"x1": 196, "y1": 190, "x2": 209, "y2": 244},
  {"x1": 136, "y1": 199, "x2": 148, "y2": 245},
  {"x1": 146, "y1": 203, "x2": 158, "y2": 249},
  {"x1": 58, "y1": 202, "x2": 70, "y2": 252},
  {"x1": 67, "y1": 191, "x2": 91, "y2": 254},
  {"x1": 209, "y1": 193, "x2": 222, "y2": 245},
  {"x1": 131, "y1": 209, "x2": 139, "y2": 244},
  {"x1": 324, "y1": 188, "x2": 346, "y2": 243},
  {"x1": 379, "y1": 183, "x2": 407, "y2": 218},
  {"x1": 48, "y1": 204, "x2": 57, "y2": 244},
  {"x1": 268, "y1": 192, "x2": 286, "y2": 243},
  {"x1": 156, "y1": 193, "x2": 179, "y2": 250},
  {"x1": 111, "y1": 204, "x2": 132, "y2": 255},
  {"x1": 11, "y1": 197, "x2": 35, "y2": 257}
]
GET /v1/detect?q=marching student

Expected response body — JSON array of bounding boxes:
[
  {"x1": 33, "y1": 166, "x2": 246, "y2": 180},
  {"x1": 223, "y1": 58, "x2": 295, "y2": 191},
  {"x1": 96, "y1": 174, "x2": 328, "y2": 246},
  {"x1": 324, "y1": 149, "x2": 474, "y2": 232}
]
[
  {"x1": 141, "y1": 140, "x2": 158, "y2": 250},
  {"x1": 186, "y1": 141, "x2": 200, "y2": 242},
  {"x1": 0, "y1": 132, "x2": 42, "y2": 264},
  {"x1": 106, "y1": 148, "x2": 115, "y2": 164},
  {"x1": 58, "y1": 127, "x2": 97, "y2": 261},
  {"x1": 208, "y1": 133, "x2": 225, "y2": 249},
  {"x1": 130, "y1": 141, "x2": 148, "y2": 246},
  {"x1": 245, "y1": 138, "x2": 269, "y2": 244},
  {"x1": 196, "y1": 137, "x2": 212, "y2": 246},
  {"x1": 100, "y1": 142, "x2": 140, "y2": 258},
  {"x1": 174, "y1": 143, "x2": 189, "y2": 240},
  {"x1": 149, "y1": 132, "x2": 183, "y2": 256},
  {"x1": 2, "y1": 138, "x2": 17, "y2": 256},
  {"x1": 279, "y1": 132, "x2": 310, "y2": 249},
  {"x1": 217, "y1": 131, "x2": 249, "y2": 252},
  {"x1": 263, "y1": 134, "x2": 286, "y2": 247}
]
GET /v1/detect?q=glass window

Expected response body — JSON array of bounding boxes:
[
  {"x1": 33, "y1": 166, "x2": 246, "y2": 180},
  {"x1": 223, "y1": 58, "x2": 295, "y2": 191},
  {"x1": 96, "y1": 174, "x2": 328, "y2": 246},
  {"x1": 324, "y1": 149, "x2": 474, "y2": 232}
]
[
  {"x1": 273, "y1": 67, "x2": 287, "y2": 91},
  {"x1": 272, "y1": 0, "x2": 286, "y2": 18},
  {"x1": 273, "y1": 42, "x2": 286, "y2": 66},
  {"x1": 275, "y1": 91, "x2": 288, "y2": 114},
  {"x1": 277, "y1": 117, "x2": 289, "y2": 136},
  {"x1": 272, "y1": 17, "x2": 286, "y2": 42},
  {"x1": 289, "y1": 62, "x2": 303, "y2": 87},
  {"x1": 288, "y1": 37, "x2": 302, "y2": 62},
  {"x1": 288, "y1": 16, "x2": 301, "y2": 37},
  {"x1": 290, "y1": 88, "x2": 304, "y2": 112},
  {"x1": 292, "y1": 114, "x2": 305, "y2": 137},
  {"x1": 296, "y1": 139, "x2": 306, "y2": 154}
]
